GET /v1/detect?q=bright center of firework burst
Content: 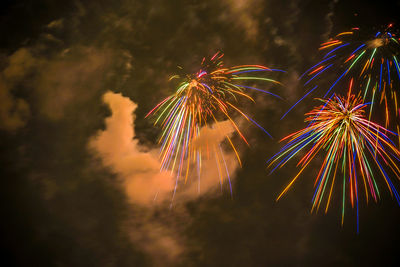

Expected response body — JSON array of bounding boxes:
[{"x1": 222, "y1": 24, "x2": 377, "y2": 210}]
[
  {"x1": 367, "y1": 32, "x2": 393, "y2": 48},
  {"x1": 343, "y1": 111, "x2": 352, "y2": 124},
  {"x1": 367, "y1": 38, "x2": 385, "y2": 48},
  {"x1": 189, "y1": 79, "x2": 199, "y2": 89},
  {"x1": 379, "y1": 36, "x2": 391, "y2": 46}
]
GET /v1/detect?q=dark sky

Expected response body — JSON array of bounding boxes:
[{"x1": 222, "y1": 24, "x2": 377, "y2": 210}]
[{"x1": 1, "y1": 0, "x2": 400, "y2": 266}]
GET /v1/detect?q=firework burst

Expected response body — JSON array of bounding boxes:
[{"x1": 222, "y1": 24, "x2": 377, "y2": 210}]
[
  {"x1": 285, "y1": 24, "x2": 400, "y2": 137},
  {"x1": 147, "y1": 52, "x2": 282, "y2": 198},
  {"x1": 270, "y1": 82, "x2": 400, "y2": 232}
]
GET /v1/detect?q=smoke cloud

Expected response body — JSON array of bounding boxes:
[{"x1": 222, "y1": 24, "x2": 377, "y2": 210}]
[
  {"x1": 88, "y1": 91, "x2": 240, "y2": 264},
  {"x1": 89, "y1": 91, "x2": 239, "y2": 205},
  {"x1": 89, "y1": 91, "x2": 175, "y2": 205},
  {"x1": 0, "y1": 48, "x2": 33, "y2": 131}
]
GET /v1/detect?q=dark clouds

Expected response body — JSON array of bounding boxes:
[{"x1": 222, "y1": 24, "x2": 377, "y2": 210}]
[{"x1": 1, "y1": 0, "x2": 400, "y2": 266}]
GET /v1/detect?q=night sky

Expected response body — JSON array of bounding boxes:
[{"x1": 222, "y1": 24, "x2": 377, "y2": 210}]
[{"x1": 1, "y1": 0, "x2": 400, "y2": 266}]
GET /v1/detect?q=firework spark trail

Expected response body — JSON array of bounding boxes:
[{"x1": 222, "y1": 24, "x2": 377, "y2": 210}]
[
  {"x1": 147, "y1": 52, "x2": 282, "y2": 198},
  {"x1": 283, "y1": 24, "x2": 400, "y2": 134},
  {"x1": 269, "y1": 82, "x2": 400, "y2": 232}
]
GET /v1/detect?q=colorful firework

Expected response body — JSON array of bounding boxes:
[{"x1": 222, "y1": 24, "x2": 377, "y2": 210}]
[
  {"x1": 147, "y1": 52, "x2": 282, "y2": 197},
  {"x1": 285, "y1": 24, "x2": 400, "y2": 137},
  {"x1": 270, "y1": 82, "x2": 400, "y2": 232}
]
